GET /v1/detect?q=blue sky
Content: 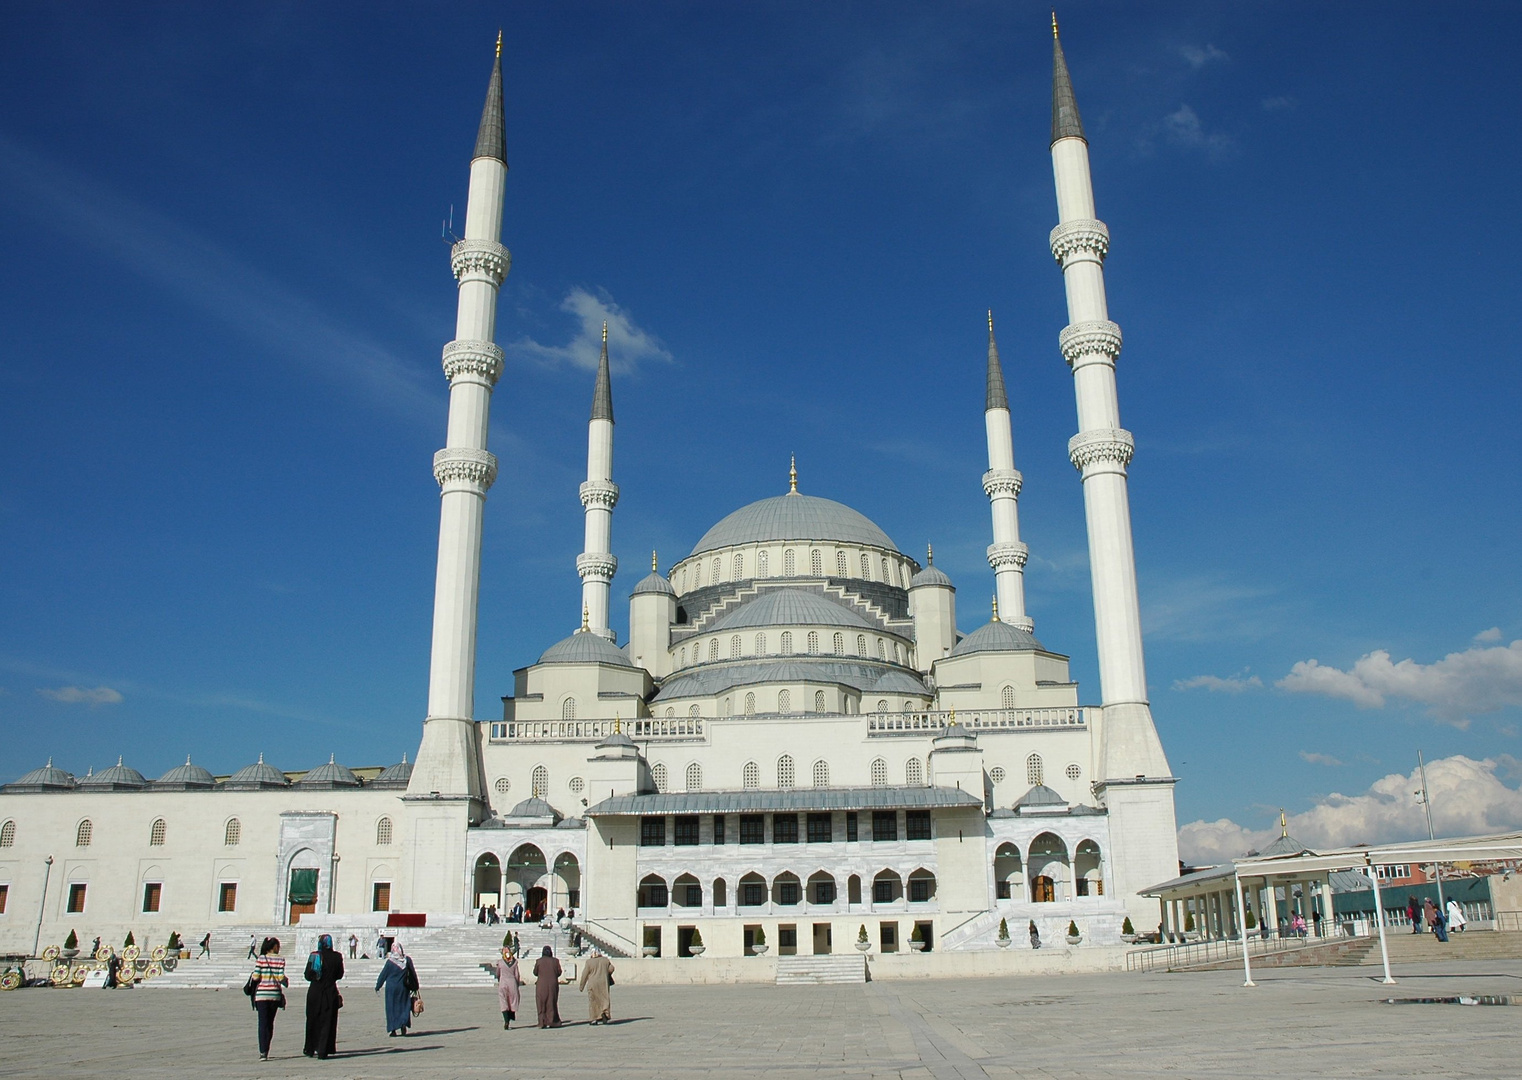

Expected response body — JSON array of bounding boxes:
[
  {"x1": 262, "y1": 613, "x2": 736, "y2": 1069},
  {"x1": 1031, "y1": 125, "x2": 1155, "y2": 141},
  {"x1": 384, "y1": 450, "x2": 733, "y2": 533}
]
[{"x1": 3, "y1": 2, "x2": 1520, "y2": 860}]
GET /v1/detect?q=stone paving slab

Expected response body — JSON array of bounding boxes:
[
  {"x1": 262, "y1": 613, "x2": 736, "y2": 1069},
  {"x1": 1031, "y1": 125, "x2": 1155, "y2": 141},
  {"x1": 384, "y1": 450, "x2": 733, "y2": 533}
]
[{"x1": 1, "y1": 960, "x2": 1519, "y2": 1078}]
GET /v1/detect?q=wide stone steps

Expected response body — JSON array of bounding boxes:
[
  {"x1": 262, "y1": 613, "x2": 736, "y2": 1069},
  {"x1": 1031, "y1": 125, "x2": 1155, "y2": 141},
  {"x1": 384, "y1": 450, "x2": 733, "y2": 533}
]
[
  {"x1": 775, "y1": 954, "x2": 867, "y2": 985},
  {"x1": 1381, "y1": 929, "x2": 1522, "y2": 962}
]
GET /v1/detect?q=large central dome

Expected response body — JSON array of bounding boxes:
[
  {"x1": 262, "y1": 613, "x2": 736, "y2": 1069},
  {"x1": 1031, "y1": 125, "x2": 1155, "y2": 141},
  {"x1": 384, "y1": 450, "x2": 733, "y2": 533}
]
[{"x1": 689, "y1": 493, "x2": 899, "y2": 557}]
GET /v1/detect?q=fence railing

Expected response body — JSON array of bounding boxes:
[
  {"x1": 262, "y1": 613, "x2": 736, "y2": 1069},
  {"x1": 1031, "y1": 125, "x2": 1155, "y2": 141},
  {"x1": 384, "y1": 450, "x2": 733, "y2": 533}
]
[
  {"x1": 867, "y1": 708, "x2": 1089, "y2": 735},
  {"x1": 488, "y1": 718, "x2": 706, "y2": 742},
  {"x1": 1126, "y1": 934, "x2": 1313, "y2": 973}
]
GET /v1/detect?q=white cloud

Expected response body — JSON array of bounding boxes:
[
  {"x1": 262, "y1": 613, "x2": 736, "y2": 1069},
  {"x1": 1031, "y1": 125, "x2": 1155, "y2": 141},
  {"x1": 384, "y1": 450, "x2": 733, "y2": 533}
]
[
  {"x1": 507, "y1": 288, "x2": 673, "y2": 373},
  {"x1": 1179, "y1": 755, "x2": 1522, "y2": 863},
  {"x1": 1298, "y1": 751, "x2": 1343, "y2": 767},
  {"x1": 1180, "y1": 44, "x2": 1229, "y2": 69},
  {"x1": 1475, "y1": 627, "x2": 1504, "y2": 643},
  {"x1": 37, "y1": 685, "x2": 123, "y2": 706},
  {"x1": 1261, "y1": 95, "x2": 1295, "y2": 112},
  {"x1": 1162, "y1": 104, "x2": 1234, "y2": 156},
  {"x1": 1173, "y1": 673, "x2": 1263, "y2": 694},
  {"x1": 1278, "y1": 639, "x2": 1522, "y2": 723}
]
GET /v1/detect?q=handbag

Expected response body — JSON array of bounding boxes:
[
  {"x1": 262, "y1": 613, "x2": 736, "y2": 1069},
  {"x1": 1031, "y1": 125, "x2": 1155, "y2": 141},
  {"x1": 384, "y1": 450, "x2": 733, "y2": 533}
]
[
  {"x1": 411, "y1": 994, "x2": 425, "y2": 1017},
  {"x1": 243, "y1": 973, "x2": 259, "y2": 997}
]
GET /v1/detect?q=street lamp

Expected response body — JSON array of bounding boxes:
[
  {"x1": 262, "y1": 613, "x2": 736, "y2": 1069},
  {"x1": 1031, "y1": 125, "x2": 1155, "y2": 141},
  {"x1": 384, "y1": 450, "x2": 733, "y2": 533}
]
[
  {"x1": 1414, "y1": 750, "x2": 1447, "y2": 918},
  {"x1": 32, "y1": 855, "x2": 54, "y2": 959}
]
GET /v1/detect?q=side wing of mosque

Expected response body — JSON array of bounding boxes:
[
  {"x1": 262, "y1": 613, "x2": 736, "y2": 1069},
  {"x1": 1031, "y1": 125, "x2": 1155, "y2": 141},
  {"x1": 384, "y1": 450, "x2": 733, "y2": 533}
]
[{"x1": 0, "y1": 22, "x2": 1180, "y2": 961}]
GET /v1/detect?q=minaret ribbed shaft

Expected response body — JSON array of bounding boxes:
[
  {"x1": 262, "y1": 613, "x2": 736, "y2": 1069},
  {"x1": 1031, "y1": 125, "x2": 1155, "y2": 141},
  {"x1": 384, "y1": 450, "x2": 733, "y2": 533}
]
[
  {"x1": 410, "y1": 45, "x2": 511, "y2": 808},
  {"x1": 578, "y1": 323, "x2": 619, "y2": 639},
  {"x1": 1048, "y1": 22, "x2": 1169, "y2": 781},
  {"x1": 983, "y1": 312, "x2": 1032, "y2": 631}
]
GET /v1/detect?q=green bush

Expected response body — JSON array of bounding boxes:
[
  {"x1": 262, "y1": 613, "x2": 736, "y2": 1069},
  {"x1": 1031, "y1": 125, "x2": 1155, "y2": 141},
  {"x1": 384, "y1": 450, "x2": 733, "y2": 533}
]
[
  {"x1": 1183, "y1": 911, "x2": 1195, "y2": 931},
  {"x1": 1066, "y1": 921, "x2": 1080, "y2": 938},
  {"x1": 857, "y1": 924, "x2": 869, "y2": 943},
  {"x1": 167, "y1": 932, "x2": 181, "y2": 949},
  {"x1": 1244, "y1": 907, "x2": 1257, "y2": 929},
  {"x1": 753, "y1": 926, "x2": 766, "y2": 946},
  {"x1": 998, "y1": 917, "x2": 1010, "y2": 940},
  {"x1": 689, "y1": 927, "x2": 703, "y2": 948},
  {"x1": 1121, "y1": 917, "x2": 1134, "y2": 936},
  {"x1": 503, "y1": 933, "x2": 513, "y2": 948},
  {"x1": 63, "y1": 930, "x2": 78, "y2": 950},
  {"x1": 910, "y1": 924, "x2": 924, "y2": 942},
  {"x1": 124, "y1": 931, "x2": 135, "y2": 947}
]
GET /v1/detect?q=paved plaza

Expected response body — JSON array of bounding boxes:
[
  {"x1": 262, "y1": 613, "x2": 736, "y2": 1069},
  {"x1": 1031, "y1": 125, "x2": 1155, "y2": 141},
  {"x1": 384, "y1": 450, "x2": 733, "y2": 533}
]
[{"x1": 2, "y1": 960, "x2": 1519, "y2": 1078}]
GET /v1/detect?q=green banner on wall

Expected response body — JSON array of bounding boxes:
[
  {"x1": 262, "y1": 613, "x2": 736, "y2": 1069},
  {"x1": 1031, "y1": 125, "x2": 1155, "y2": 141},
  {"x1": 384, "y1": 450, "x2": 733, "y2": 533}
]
[{"x1": 288, "y1": 868, "x2": 318, "y2": 905}]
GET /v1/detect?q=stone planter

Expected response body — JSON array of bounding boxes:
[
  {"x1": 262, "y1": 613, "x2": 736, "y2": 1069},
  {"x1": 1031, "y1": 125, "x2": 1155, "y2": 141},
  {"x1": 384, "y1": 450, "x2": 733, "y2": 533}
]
[
  {"x1": 996, "y1": 936, "x2": 1012, "y2": 949},
  {"x1": 908, "y1": 940, "x2": 926, "y2": 951},
  {"x1": 1065, "y1": 935, "x2": 1081, "y2": 946},
  {"x1": 60, "y1": 949, "x2": 79, "y2": 961},
  {"x1": 641, "y1": 945, "x2": 659, "y2": 957},
  {"x1": 854, "y1": 941, "x2": 871, "y2": 953},
  {"x1": 689, "y1": 946, "x2": 706, "y2": 956},
  {"x1": 751, "y1": 944, "x2": 769, "y2": 956},
  {"x1": 1120, "y1": 934, "x2": 1139, "y2": 944}
]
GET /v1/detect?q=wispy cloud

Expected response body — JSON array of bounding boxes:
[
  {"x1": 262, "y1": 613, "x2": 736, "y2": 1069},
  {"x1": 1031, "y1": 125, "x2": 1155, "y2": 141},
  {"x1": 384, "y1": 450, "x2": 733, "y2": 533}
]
[
  {"x1": 1261, "y1": 95, "x2": 1296, "y2": 112},
  {"x1": 506, "y1": 287, "x2": 672, "y2": 373},
  {"x1": 1173, "y1": 673, "x2": 1263, "y2": 693},
  {"x1": 1278, "y1": 636, "x2": 1522, "y2": 725},
  {"x1": 1161, "y1": 104, "x2": 1235, "y2": 158},
  {"x1": 37, "y1": 685, "x2": 123, "y2": 705},
  {"x1": 1476, "y1": 627, "x2": 1504, "y2": 643},
  {"x1": 1298, "y1": 751, "x2": 1343, "y2": 767},
  {"x1": 0, "y1": 133, "x2": 436, "y2": 421},
  {"x1": 1180, "y1": 44, "x2": 1229, "y2": 69},
  {"x1": 1142, "y1": 574, "x2": 1277, "y2": 642},
  {"x1": 1179, "y1": 755, "x2": 1522, "y2": 862}
]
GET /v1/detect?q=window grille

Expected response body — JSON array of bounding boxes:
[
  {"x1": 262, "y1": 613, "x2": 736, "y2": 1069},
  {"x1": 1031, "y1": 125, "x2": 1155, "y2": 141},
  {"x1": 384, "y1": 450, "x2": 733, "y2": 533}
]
[
  {"x1": 989, "y1": 766, "x2": 1006, "y2": 784},
  {"x1": 833, "y1": 632, "x2": 843, "y2": 654},
  {"x1": 652, "y1": 763, "x2": 669, "y2": 793},
  {"x1": 870, "y1": 758, "x2": 887, "y2": 786},
  {"x1": 685, "y1": 762, "x2": 702, "y2": 792},
  {"x1": 780, "y1": 631, "x2": 792, "y2": 653},
  {"x1": 836, "y1": 551, "x2": 848, "y2": 576},
  {"x1": 1001, "y1": 685, "x2": 1015, "y2": 709},
  {"x1": 532, "y1": 765, "x2": 549, "y2": 797},
  {"x1": 709, "y1": 638, "x2": 719, "y2": 661},
  {"x1": 730, "y1": 635, "x2": 741, "y2": 659},
  {"x1": 562, "y1": 697, "x2": 577, "y2": 720},
  {"x1": 857, "y1": 634, "x2": 867, "y2": 655},
  {"x1": 861, "y1": 553, "x2": 871, "y2": 578},
  {"x1": 807, "y1": 631, "x2": 819, "y2": 654},
  {"x1": 877, "y1": 639, "x2": 886, "y2": 660},
  {"x1": 0, "y1": 820, "x2": 13, "y2": 847},
  {"x1": 811, "y1": 549, "x2": 823, "y2": 576},
  {"x1": 755, "y1": 632, "x2": 766, "y2": 654},
  {"x1": 778, "y1": 755, "x2": 795, "y2": 788},
  {"x1": 149, "y1": 819, "x2": 166, "y2": 846},
  {"x1": 784, "y1": 549, "x2": 796, "y2": 575},
  {"x1": 876, "y1": 699, "x2": 888, "y2": 712},
  {"x1": 777, "y1": 690, "x2": 791, "y2": 713},
  {"x1": 905, "y1": 810, "x2": 932, "y2": 840},
  {"x1": 744, "y1": 692, "x2": 756, "y2": 715},
  {"x1": 906, "y1": 758, "x2": 923, "y2": 786},
  {"x1": 494, "y1": 776, "x2": 511, "y2": 794},
  {"x1": 733, "y1": 553, "x2": 744, "y2": 579},
  {"x1": 689, "y1": 704, "x2": 700, "y2": 717},
  {"x1": 1066, "y1": 763, "x2": 1082, "y2": 781},
  {"x1": 758, "y1": 550, "x2": 769, "y2": 576},
  {"x1": 742, "y1": 761, "x2": 760, "y2": 789},
  {"x1": 224, "y1": 819, "x2": 241, "y2": 846},
  {"x1": 1026, "y1": 754, "x2": 1044, "y2": 786},
  {"x1": 814, "y1": 689, "x2": 826, "y2": 713},
  {"x1": 376, "y1": 817, "x2": 393, "y2": 845},
  {"x1": 712, "y1": 557, "x2": 721, "y2": 582},
  {"x1": 812, "y1": 760, "x2": 829, "y2": 787},
  {"x1": 569, "y1": 776, "x2": 586, "y2": 793}
]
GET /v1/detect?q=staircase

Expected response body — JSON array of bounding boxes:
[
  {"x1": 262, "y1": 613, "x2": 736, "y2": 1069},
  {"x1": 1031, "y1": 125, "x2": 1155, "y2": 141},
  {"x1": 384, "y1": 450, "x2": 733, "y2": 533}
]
[
  {"x1": 1382, "y1": 929, "x2": 1522, "y2": 963},
  {"x1": 775, "y1": 954, "x2": 867, "y2": 985}
]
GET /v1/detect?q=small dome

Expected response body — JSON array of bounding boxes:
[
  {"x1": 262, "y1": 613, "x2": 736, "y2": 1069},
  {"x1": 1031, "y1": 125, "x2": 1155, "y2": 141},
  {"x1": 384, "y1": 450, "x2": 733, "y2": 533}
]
[
  {"x1": 296, "y1": 755, "x2": 360, "y2": 788},
  {"x1": 948, "y1": 619, "x2": 1045, "y2": 658},
  {"x1": 154, "y1": 756, "x2": 216, "y2": 790},
  {"x1": 554, "y1": 816, "x2": 586, "y2": 829},
  {"x1": 1014, "y1": 784, "x2": 1067, "y2": 810},
  {"x1": 537, "y1": 631, "x2": 635, "y2": 667},
  {"x1": 596, "y1": 730, "x2": 637, "y2": 750},
  {"x1": 370, "y1": 755, "x2": 413, "y2": 789},
  {"x1": 708, "y1": 589, "x2": 876, "y2": 633},
  {"x1": 867, "y1": 669, "x2": 931, "y2": 696},
  {"x1": 79, "y1": 757, "x2": 148, "y2": 790},
  {"x1": 4, "y1": 758, "x2": 76, "y2": 792},
  {"x1": 225, "y1": 753, "x2": 290, "y2": 789},
  {"x1": 690, "y1": 493, "x2": 898, "y2": 557},
  {"x1": 506, "y1": 796, "x2": 559, "y2": 821},
  {"x1": 910, "y1": 563, "x2": 953, "y2": 589},
  {"x1": 631, "y1": 570, "x2": 676, "y2": 597}
]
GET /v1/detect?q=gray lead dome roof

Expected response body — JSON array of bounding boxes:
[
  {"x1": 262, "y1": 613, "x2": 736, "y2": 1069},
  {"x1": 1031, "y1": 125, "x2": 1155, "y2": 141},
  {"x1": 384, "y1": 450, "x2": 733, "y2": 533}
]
[
  {"x1": 155, "y1": 757, "x2": 217, "y2": 789},
  {"x1": 948, "y1": 619, "x2": 1045, "y2": 658},
  {"x1": 707, "y1": 589, "x2": 876, "y2": 633},
  {"x1": 5, "y1": 759, "x2": 76, "y2": 791},
  {"x1": 80, "y1": 758, "x2": 148, "y2": 790},
  {"x1": 537, "y1": 631, "x2": 636, "y2": 667},
  {"x1": 630, "y1": 570, "x2": 676, "y2": 597},
  {"x1": 689, "y1": 494, "x2": 898, "y2": 557}
]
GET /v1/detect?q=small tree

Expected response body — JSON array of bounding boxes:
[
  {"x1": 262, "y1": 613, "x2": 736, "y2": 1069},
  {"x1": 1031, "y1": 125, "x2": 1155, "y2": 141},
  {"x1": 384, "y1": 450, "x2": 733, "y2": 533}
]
[
  {"x1": 64, "y1": 930, "x2": 78, "y2": 950},
  {"x1": 689, "y1": 927, "x2": 703, "y2": 948},
  {"x1": 1183, "y1": 911, "x2": 1195, "y2": 932},
  {"x1": 753, "y1": 926, "x2": 766, "y2": 947},
  {"x1": 1244, "y1": 907, "x2": 1257, "y2": 930},
  {"x1": 910, "y1": 924, "x2": 924, "y2": 943},
  {"x1": 1121, "y1": 917, "x2": 1134, "y2": 936},
  {"x1": 1067, "y1": 921, "x2": 1080, "y2": 938},
  {"x1": 857, "y1": 924, "x2": 869, "y2": 944},
  {"x1": 123, "y1": 931, "x2": 135, "y2": 948},
  {"x1": 503, "y1": 932, "x2": 513, "y2": 949},
  {"x1": 997, "y1": 917, "x2": 1010, "y2": 940}
]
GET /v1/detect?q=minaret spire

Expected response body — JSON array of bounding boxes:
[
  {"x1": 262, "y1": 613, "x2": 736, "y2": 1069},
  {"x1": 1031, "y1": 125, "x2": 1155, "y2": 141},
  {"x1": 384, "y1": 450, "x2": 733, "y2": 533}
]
[
  {"x1": 411, "y1": 39, "x2": 511, "y2": 820},
  {"x1": 982, "y1": 311, "x2": 1033, "y2": 632},
  {"x1": 578, "y1": 322, "x2": 619, "y2": 639},
  {"x1": 1051, "y1": 14, "x2": 1085, "y2": 145}
]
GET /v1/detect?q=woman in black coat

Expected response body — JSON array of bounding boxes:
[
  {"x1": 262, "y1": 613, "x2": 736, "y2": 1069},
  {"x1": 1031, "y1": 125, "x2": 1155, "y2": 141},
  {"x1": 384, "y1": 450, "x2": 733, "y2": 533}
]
[{"x1": 303, "y1": 934, "x2": 345, "y2": 1059}]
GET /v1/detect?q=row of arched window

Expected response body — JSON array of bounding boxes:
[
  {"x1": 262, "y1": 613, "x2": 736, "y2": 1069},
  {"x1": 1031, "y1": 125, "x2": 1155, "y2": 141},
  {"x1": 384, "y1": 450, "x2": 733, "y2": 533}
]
[
  {"x1": 676, "y1": 549, "x2": 909, "y2": 591},
  {"x1": 637, "y1": 868, "x2": 936, "y2": 910},
  {"x1": 641, "y1": 755, "x2": 937, "y2": 793},
  {"x1": 679, "y1": 632, "x2": 903, "y2": 668},
  {"x1": 53, "y1": 815, "x2": 397, "y2": 849}
]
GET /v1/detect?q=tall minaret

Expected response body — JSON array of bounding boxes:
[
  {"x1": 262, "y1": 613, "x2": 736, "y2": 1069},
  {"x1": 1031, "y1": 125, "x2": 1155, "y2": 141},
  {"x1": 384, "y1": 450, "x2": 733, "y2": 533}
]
[
  {"x1": 577, "y1": 323, "x2": 619, "y2": 639},
  {"x1": 983, "y1": 311, "x2": 1032, "y2": 632},
  {"x1": 1048, "y1": 16, "x2": 1176, "y2": 916},
  {"x1": 408, "y1": 37, "x2": 510, "y2": 811}
]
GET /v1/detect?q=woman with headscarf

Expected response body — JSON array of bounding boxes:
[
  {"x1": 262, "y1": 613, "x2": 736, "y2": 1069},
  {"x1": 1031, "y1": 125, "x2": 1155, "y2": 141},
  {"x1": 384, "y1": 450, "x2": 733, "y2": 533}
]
[
  {"x1": 577, "y1": 947, "x2": 615, "y2": 1025},
  {"x1": 302, "y1": 933, "x2": 345, "y2": 1059},
  {"x1": 374, "y1": 942, "x2": 417, "y2": 1037},
  {"x1": 532, "y1": 945, "x2": 562, "y2": 1028},
  {"x1": 494, "y1": 946, "x2": 522, "y2": 1029},
  {"x1": 1446, "y1": 898, "x2": 1468, "y2": 933}
]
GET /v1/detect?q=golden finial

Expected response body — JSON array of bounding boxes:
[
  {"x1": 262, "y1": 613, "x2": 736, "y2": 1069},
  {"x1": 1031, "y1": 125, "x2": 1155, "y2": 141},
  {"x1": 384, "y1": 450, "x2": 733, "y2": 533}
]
[
  {"x1": 1051, "y1": 12, "x2": 1059, "y2": 37},
  {"x1": 601, "y1": 321, "x2": 608, "y2": 345},
  {"x1": 496, "y1": 29, "x2": 503, "y2": 58},
  {"x1": 987, "y1": 309, "x2": 994, "y2": 334},
  {"x1": 614, "y1": 713, "x2": 621, "y2": 734},
  {"x1": 1279, "y1": 808, "x2": 1288, "y2": 837},
  {"x1": 991, "y1": 594, "x2": 1000, "y2": 622},
  {"x1": 581, "y1": 605, "x2": 590, "y2": 632},
  {"x1": 948, "y1": 708, "x2": 956, "y2": 725},
  {"x1": 788, "y1": 454, "x2": 798, "y2": 494},
  {"x1": 927, "y1": 543, "x2": 934, "y2": 565},
  {"x1": 651, "y1": 549, "x2": 659, "y2": 572}
]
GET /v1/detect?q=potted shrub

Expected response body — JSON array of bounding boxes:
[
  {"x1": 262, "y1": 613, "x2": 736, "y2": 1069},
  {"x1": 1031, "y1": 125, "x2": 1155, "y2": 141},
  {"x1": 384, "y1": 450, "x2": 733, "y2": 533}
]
[
  {"x1": 751, "y1": 926, "x2": 768, "y2": 956},
  {"x1": 688, "y1": 928, "x2": 705, "y2": 957},
  {"x1": 641, "y1": 929, "x2": 660, "y2": 957},
  {"x1": 854, "y1": 925, "x2": 871, "y2": 953},
  {"x1": 1244, "y1": 907, "x2": 1257, "y2": 932},
  {"x1": 1065, "y1": 920, "x2": 1081, "y2": 945},
  {"x1": 61, "y1": 930, "x2": 79, "y2": 960},
  {"x1": 908, "y1": 924, "x2": 927, "y2": 951},
  {"x1": 996, "y1": 917, "x2": 1011, "y2": 949},
  {"x1": 1028, "y1": 920, "x2": 1041, "y2": 950},
  {"x1": 1183, "y1": 911, "x2": 1196, "y2": 941},
  {"x1": 1120, "y1": 916, "x2": 1137, "y2": 944}
]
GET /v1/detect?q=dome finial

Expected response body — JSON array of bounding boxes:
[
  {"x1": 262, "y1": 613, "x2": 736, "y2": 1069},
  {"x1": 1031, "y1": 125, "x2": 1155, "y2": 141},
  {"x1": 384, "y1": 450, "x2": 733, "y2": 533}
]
[
  {"x1": 1280, "y1": 808, "x2": 1288, "y2": 837},
  {"x1": 328, "y1": 753, "x2": 336, "y2": 765},
  {"x1": 117, "y1": 755, "x2": 124, "y2": 767},
  {"x1": 991, "y1": 594, "x2": 1000, "y2": 622},
  {"x1": 927, "y1": 543, "x2": 934, "y2": 565},
  {"x1": 614, "y1": 712, "x2": 621, "y2": 735},
  {"x1": 581, "y1": 604, "x2": 590, "y2": 632},
  {"x1": 1052, "y1": 10, "x2": 1059, "y2": 37},
  {"x1": 496, "y1": 28, "x2": 503, "y2": 58},
  {"x1": 651, "y1": 549, "x2": 659, "y2": 572},
  {"x1": 788, "y1": 454, "x2": 798, "y2": 494},
  {"x1": 257, "y1": 752, "x2": 264, "y2": 764}
]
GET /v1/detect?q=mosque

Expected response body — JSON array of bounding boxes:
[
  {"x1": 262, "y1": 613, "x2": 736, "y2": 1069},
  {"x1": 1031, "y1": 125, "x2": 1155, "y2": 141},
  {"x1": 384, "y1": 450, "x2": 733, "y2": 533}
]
[{"x1": 0, "y1": 24, "x2": 1179, "y2": 961}]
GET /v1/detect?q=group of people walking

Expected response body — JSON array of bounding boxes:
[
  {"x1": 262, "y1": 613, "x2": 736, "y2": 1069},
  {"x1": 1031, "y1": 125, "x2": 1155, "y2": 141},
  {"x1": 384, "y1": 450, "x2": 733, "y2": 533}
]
[
  {"x1": 246, "y1": 936, "x2": 614, "y2": 1059},
  {"x1": 1407, "y1": 896, "x2": 1467, "y2": 941}
]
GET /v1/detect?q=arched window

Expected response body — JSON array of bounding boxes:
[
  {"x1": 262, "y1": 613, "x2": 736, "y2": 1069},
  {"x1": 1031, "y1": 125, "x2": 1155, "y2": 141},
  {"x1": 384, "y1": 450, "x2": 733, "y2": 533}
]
[
  {"x1": 1026, "y1": 754, "x2": 1044, "y2": 786},
  {"x1": 755, "y1": 632, "x2": 766, "y2": 655},
  {"x1": 758, "y1": 550, "x2": 769, "y2": 576},
  {"x1": 836, "y1": 550, "x2": 848, "y2": 576},
  {"x1": 832, "y1": 632, "x2": 843, "y2": 654},
  {"x1": 901, "y1": 700, "x2": 913, "y2": 713},
  {"x1": 742, "y1": 761, "x2": 760, "y2": 789},
  {"x1": 722, "y1": 697, "x2": 732, "y2": 716},
  {"x1": 665, "y1": 707, "x2": 675, "y2": 718},
  {"x1": 376, "y1": 817, "x2": 393, "y2": 845},
  {"x1": 876, "y1": 699, "x2": 888, "y2": 712},
  {"x1": 689, "y1": 704, "x2": 700, "y2": 717},
  {"x1": 709, "y1": 638, "x2": 719, "y2": 662},
  {"x1": 857, "y1": 634, "x2": 867, "y2": 655},
  {"x1": 810, "y1": 549, "x2": 823, "y2": 576},
  {"x1": 860, "y1": 553, "x2": 872, "y2": 579},
  {"x1": 870, "y1": 758, "x2": 888, "y2": 787},
  {"x1": 730, "y1": 635, "x2": 742, "y2": 659},
  {"x1": 562, "y1": 697, "x2": 577, "y2": 720},
  {"x1": 777, "y1": 689, "x2": 791, "y2": 713},
  {"x1": 679, "y1": 646, "x2": 686, "y2": 666},
  {"x1": 76, "y1": 820, "x2": 93, "y2": 847},
  {"x1": 780, "y1": 631, "x2": 792, "y2": 654},
  {"x1": 807, "y1": 631, "x2": 819, "y2": 655},
  {"x1": 652, "y1": 763, "x2": 669, "y2": 793},
  {"x1": 882, "y1": 557, "x2": 893, "y2": 585},
  {"x1": 149, "y1": 819, "x2": 166, "y2": 846},
  {"x1": 712, "y1": 556, "x2": 721, "y2": 583},
  {"x1": 693, "y1": 562, "x2": 702, "y2": 587},
  {"x1": 784, "y1": 549, "x2": 796, "y2": 576},
  {"x1": 906, "y1": 758, "x2": 924, "y2": 786},
  {"x1": 813, "y1": 760, "x2": 829, "y2": 787},
  {"x1": 677, "y1": 568, "x2": 686, "y2": 591},
  {"x1": 0, "y1": 820, "x2": 14, "y2": 847},
  {"x1": 876, "y1": 638, "x2": 886, "y2": 660},
  {"x1": 777, "y1": 755, "x2": 795, "y2": 789},
  {"x1": 224, "y1": 819, "x2": 241, "y2": 846},
  {"x1": 1001, "y1": 685, "x2": 1015, "y2": 710},
  {"x1": 894, "y1": 643, "x2": 904, "y2": 664},
  {"x1": 686, "y1": 762, "x2": 702, "y2": 792},
  {"x1": 733, "y1": 553, "x2": 744, "y2": 579},
  {"x1": 744, "y1": 692, "x2": 756, "y2": 715},
  {"x1": 814, "y1": 689, "x2": 827, "y2": 713},
  {"x1": 531, "y1": 765, "x2": 549, "y2": 798}
]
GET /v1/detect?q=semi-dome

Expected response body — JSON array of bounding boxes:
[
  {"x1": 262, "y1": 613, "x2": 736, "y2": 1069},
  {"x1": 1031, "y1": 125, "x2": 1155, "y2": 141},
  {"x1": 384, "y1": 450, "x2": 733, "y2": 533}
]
[
  {"x1": 370, "y1": 755, "x2": 413, "y2": 789},
  {"x1": 1014, "y1": 783, "x2": 1068, "y2": 810},
  {"x1": 225, "y1": 753, "x2": 290, "y2": 790},
  {"x1": 538, "y1": 630, "x2": 636, "y2": 667},
  {"x1": 867, "y1": 669, "x2": 931, "y2": 696},
  {"x1": 79, "y1": 757, "x2": 148, "y2": 791},
  {"x1": 4, "y1": 758, "x2": 76, "y2": 792},
  {"x1": 506, "y1": 796, "x2": 560, "y2": 821},
  {"x1": 155, "y1": 756, "x2": 217, "y2": 790},
  {"x1": 948, "y1": 619, "x2": 1045, "y2": 658},
  {"x1": 689, "y1": 493, "x2": 898, "y2": 557},
  {"x1": 707, "y1": 589, "x2": 876, "y2": 633},
  {"x1": 297, "y1": 755, "x2": 361, "y2": 788}
]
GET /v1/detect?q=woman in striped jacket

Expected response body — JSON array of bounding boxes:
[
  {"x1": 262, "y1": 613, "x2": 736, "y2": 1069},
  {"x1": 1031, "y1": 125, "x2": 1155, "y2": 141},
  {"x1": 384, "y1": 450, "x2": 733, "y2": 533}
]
[{"x1": 251, "y1": 937, "x2": 288, "y2": 1060}]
